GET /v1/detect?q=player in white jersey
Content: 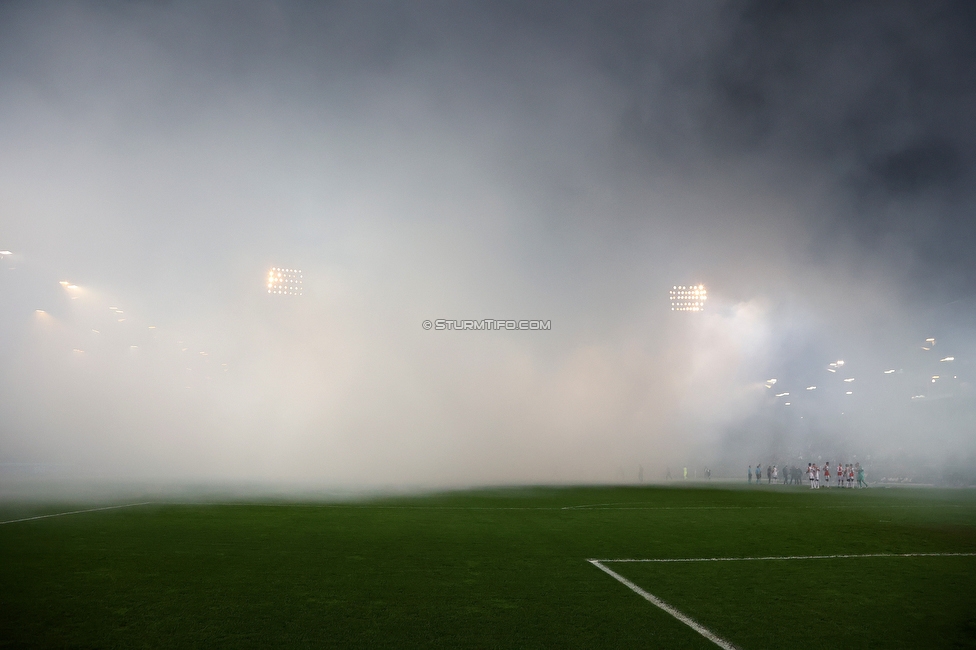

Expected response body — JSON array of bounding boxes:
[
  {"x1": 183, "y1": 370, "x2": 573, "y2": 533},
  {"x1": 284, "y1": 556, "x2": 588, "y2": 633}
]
[
  {"x1": 808, "y1": 463, "x2": 815, "y2": 489},
  {"x1": 823, "y1": 462, "x2": 831, "y2": 488},
  {"x1": 837, "y1": 463, "x2": 844, "y2": 488}
]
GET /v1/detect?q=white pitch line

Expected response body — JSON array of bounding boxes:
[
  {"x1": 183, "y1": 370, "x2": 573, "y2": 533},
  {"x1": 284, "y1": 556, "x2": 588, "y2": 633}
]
[
  {"x1": 593, "y1": 552, "x2": 976, "y2": 563},
  {"x1": 563, "y1": 503, "x2": 972, "y2": 510},
  {"x1": 589, "y1": 552, "x2": 976, "y2": 649},
  {"x1": 588, "y1": 559, "x2": 738, "y2": 650},
  {"x1": 0, "y1": 502, "x2": 152, "y2": 525}
]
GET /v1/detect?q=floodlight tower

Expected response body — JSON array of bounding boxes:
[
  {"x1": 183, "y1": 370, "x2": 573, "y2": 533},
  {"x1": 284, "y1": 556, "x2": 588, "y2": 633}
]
[
  {"x1": 267, "y1": 267, "x2": 303, "y2": 296},
  {"x1": 669, "y1": 284, "x2": 707, "y2": 312}
]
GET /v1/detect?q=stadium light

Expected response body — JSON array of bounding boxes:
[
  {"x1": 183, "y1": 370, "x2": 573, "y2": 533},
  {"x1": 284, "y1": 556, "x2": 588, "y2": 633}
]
[
  {"x1": 669, "y1": 284, "x2": 707, "y2": 312},
  {"x1": 0, "y1": 250, "x2": 11, "y2": 256},
  {"x1": 267, "y1": 267, "x2": 303, "y2": 296},
  {"x1": 940, "y1": 356, "x2": 954, "y2": 362}
]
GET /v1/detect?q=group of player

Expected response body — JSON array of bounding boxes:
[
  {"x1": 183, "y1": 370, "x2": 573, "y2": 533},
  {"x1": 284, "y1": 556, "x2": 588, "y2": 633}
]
[
  {"x1": 804, "y1": 462, "x2": 865, "y2": 488},
  {"x1": 748, "y1": 462, "x2": 866, "y2": 488}
]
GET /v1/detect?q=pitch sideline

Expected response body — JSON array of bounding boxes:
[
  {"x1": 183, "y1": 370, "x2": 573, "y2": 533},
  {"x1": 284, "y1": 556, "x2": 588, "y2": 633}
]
[{"x1": 0, "y1": 502, "x2": 152, "y2": 525}]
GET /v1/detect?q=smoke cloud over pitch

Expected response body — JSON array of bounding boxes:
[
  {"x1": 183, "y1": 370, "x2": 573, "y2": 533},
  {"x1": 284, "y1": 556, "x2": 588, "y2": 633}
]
[{"x1": 1, "y1": 2, "x2": 974, "y2": 490}]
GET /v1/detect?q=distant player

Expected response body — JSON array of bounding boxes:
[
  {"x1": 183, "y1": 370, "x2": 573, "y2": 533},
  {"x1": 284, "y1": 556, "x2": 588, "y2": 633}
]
[
  {"x1": 847, "y1": 464, "x2": 854, "y2": 488},
  {"x1": 808, "y1": 463, "x2": 815, "y2": 489},
  {"x1": 837, "y1": 462, "x2": 844, "y2": 488},
  {"x1": 748, "y1": 466, "x2": 753, "y2": 484},
  {"x1": 824, "y1": 462, "x2": 831, "y2": 488}
]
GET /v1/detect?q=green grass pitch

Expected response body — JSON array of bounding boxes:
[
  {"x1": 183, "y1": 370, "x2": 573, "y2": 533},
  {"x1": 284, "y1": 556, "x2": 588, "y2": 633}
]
[{"x1": 2, "y1": 485, "x2": 975, "y2": 648}]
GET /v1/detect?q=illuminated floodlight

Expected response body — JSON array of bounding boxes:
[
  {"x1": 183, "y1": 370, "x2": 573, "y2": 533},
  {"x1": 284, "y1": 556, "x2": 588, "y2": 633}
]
[
  {"x1": 844, "y1": 378, "x2": 854, "y2": 382},
  {"x1": 884, "y1": 369, "x2": 895, "y2": 374},
  {"x1": 940, "y1": 356, "x2": 954, "y2": 362},
  {"x1": 806, "y1": 386, "x2": 816, "y2": 390},
  {"x1": 784, "y1": 402, "x2": 791, "y2": 406},
  {"x1": 775, "y1": 392, "x2": 789, "y2": 397},
  {"x1": 267, "y1": 266, "x2": 304, "y2": 296},
  {"x1": 0, "y1": 250, "x2": 11, "y2": 255},
  {"x1": 669, "y1": 284, "x2": 707, "y2": 312},
  {"x1": 926, "y1": 338, "x2": 935, "y2": 343}
]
